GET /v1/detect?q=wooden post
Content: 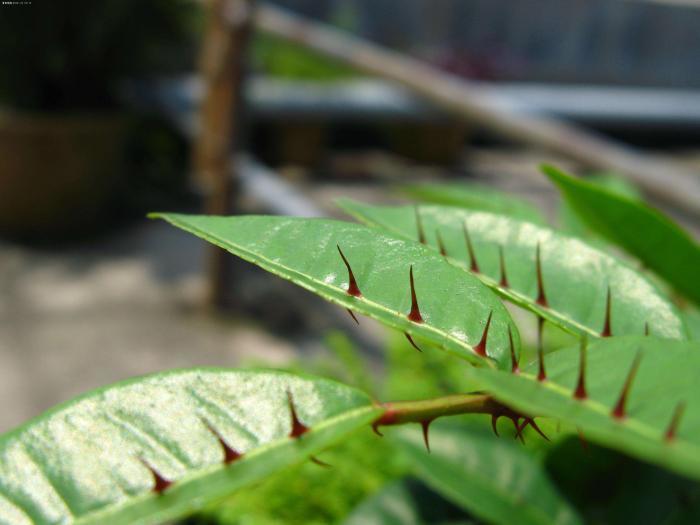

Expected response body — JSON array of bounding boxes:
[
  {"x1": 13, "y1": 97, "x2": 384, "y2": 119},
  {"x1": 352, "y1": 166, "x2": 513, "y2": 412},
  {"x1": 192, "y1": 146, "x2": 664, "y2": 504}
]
[
  {"x1": 255, "y1": 4, "x2": 700, "y2": 217},
  {"x1": 194, "y1": 0, "x2": 253, "y2": 308}
]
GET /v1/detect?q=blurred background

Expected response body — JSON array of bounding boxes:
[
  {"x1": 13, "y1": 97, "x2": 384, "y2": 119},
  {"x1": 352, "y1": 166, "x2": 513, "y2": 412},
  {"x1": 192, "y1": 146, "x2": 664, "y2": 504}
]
[{"x1": 1, "y1": 0, "x2": 700, "y2": 523}]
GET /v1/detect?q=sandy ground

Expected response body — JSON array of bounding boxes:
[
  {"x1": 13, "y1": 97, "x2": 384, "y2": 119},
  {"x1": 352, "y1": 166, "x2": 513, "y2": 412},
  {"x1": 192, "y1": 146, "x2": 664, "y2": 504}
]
[{"x1": 0, "y1": 220, "x2": 298, "y2": 432}]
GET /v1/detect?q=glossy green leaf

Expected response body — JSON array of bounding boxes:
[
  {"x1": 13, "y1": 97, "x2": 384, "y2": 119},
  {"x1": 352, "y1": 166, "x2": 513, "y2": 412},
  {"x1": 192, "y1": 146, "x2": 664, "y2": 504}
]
[
  {"x1": 0, "y1": 369, "x2": 380, "y2": 525},
  {"x1": 401, "y1": 183, "x2": 547, "y2": 225},
  {"x1": 394, "y1": 423, "x2": 582, "y2": 525},
  {"x1": 343, "y1": 480, "x2": 423, "y2": 525},
  {"x1": 468, "y1": 337, "x2": 700, "y2": 480},
  {"x1": 338, "y1": 199, "x2": 686, "y2": 340},
  {"x1": 151, "y1": 213, "x2": 520, "y2": 369},
  {"x1": 543, "y1": 164, "x2": 700, "y2": 306}
]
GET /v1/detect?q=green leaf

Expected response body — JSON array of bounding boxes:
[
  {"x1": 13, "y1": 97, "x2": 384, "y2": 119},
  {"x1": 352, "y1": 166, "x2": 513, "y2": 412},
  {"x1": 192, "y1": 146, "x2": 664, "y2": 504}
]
[
  {"x1": 343, "y1": 480, "x2": 423, "y2": 525},
  {"x1": 394, "y1": 423, "x2": 582, "y2": 525},
  {"x1": 401, "y1": 183, "x2": 547, "y2": 225},
  {"x1": 0, "y1": 368, "x2": 380, "y2": 525},
  {"x1": 543, "y1": 164, "x2": 700, "y2": 306},
  {"x1": 151, "y1": 213, "x2": 520, "y2": 369},
  {"x1": 557, "y1": 172, "x2": 642, "y2": 241},
  {"x1": 468, "y1": 337, "x2": 700, "y2": 480},
  {"x1": 338, "y1": 199, "x2": 686, "y2": 340},
  {"x1": 682, "y1": 309, "x2": 700, "y2": 340}
]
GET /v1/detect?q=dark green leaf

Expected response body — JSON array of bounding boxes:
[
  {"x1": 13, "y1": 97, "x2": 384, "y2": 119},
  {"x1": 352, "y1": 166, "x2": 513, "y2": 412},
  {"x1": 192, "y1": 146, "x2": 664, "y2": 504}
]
[{"x1": 557, "y1": 172, "x2": 642, "y2": 241}]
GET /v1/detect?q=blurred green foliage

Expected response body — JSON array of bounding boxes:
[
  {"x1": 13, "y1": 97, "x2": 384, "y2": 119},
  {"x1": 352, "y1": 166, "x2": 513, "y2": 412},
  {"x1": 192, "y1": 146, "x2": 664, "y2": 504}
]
[{"x1": 251, "y1": 34, "x2": 358, "y2": 82}]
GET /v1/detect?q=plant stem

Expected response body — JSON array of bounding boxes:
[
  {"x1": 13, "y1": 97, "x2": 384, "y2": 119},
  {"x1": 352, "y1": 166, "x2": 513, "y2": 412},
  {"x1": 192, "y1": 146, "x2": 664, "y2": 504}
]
[{"x1": 375, "y1": 393, "x2": 496, "y2": 426}]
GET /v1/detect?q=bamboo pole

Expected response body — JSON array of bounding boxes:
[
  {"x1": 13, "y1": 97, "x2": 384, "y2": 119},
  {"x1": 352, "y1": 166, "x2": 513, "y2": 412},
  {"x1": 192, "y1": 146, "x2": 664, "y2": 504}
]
[{"x1": 255, "y1": 4, "x2": 700, "y2": 216}]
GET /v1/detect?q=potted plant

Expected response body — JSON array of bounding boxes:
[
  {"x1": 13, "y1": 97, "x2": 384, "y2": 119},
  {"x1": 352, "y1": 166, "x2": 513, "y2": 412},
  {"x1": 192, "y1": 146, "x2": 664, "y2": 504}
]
[{"x1": 0, "y1": 0, "x2": 197, "y2": 239}]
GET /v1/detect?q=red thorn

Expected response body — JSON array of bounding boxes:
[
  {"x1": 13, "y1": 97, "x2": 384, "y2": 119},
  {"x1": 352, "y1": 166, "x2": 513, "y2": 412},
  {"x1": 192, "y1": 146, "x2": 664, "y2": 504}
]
[
  {"x1": 407, "y1": 266, "x2": 423, "y2": 323},
  {"x1": 518, "y1": 418, "x2": 550, "y2": 442},
  {"x1": 421, "y1": 419, "x2": 433, "y2": 453},
  {"x1": 508, "y1": 326, "x2": 520, "y2": 374},
  {"x1": 139, "y1": 458, "x2": 172, "y2": 494},
  {"x1": 435, "y1": 230, "x2": 447, "y2": 257},
  {"x1": 574, "y1": 337, "x2": 588, "y2": 400},
  {"x1": 287, "y1": 391, "x2": 309, "y2": 438},
  {"x1": 665, "y1": 401, "x2": 686, "y2": 442},
  {"x1": 202, "y1": 419, "x2": 242, "y2": 465},
  {"x1": 612, "y1": 352, "x2": 642, "y2": 419},
  {"x1": 577, "y1": 428, "x2": 589, "y2": 453},
  {"x1": 511, "y1": 416, "x2": 524, "y2": 443},
  {"x1": 346, "y1": 308, "x2": 360, "y2": 325},
  {"x1": 537, "y1": 317, "x2": 547, "y2": 382},
  {"x1": 337, "y1": 245, "x2": 362, "y2": 297},
  {"x1": 405, "y1": 332, "x2": 422, "y2": 352},
  {"x1": 474, "y1": 311, "x2": 493, "y2": 357},
  {"x1": 371, "y1": 409, "x2": 397, "y2": 437},
  {"x1": 310, "y1": 456, "x2": 332, "y2": 468},
  {"x1": 488, "y1": 401, "x2": 531, "y2": 442},
  {"x1": 498, "y1": 246, "x2": 509, "y2": 288},
  {"x1": 415, "y1": 206, "x2": 426, "y2": 244},
  {"x1": 462, "y1": 222, "x2": 480, "y2": 273},
  {"x1": 535, "y1": 243, "x2": 549, "y2": 307},
  {"x1": 601, "y1": 287, "x2": 612, "y2": 337}
]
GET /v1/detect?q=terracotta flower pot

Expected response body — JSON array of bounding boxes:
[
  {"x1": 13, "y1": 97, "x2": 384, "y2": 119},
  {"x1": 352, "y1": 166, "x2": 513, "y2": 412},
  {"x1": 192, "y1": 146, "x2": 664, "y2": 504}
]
[{"x1": 0, "y1": 111, "x2": 126, "y2": 240}]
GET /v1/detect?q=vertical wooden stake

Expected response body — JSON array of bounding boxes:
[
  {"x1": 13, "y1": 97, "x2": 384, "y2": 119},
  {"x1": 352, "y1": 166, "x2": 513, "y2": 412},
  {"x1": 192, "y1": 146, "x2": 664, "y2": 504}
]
[{"x1": 195, "y1": 0, "x2": 253, "y2": 308}]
